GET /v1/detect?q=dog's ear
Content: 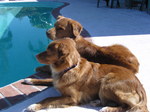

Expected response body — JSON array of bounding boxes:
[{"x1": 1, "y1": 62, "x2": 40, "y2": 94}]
[
  {"x1": 71, "y1": 22, "x2": 83, "y2": 37},
  {"x1": 57, "y1": 15, "x2": 65, "y2": 20},
  {"x1": 57, "y1": 41, "x2": 79, "y2": 66},
  {"x1": 57, "y1": 43, "x2": 69, "y2": 58}
]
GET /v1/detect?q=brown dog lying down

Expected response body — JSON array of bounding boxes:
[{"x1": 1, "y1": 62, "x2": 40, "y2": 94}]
[
  {"x1": 25, "y1": 38, "x2": 148, "y2": 112},
  {"x1": 44, "y1": 16, "x2": 139, "y2": 74}
]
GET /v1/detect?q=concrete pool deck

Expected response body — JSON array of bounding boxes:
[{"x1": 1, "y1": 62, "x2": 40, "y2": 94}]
[{"x1": 0, "y1": 0, "x2": 150, "y2": 112}]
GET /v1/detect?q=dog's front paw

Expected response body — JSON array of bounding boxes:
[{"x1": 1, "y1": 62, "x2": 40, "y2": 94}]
[
  {"x1": 25, "y1": 104, "x2": 41, "y2": 112},
  {"x1": 24, "y1": 78, "x2": 33, "y2": 85}
]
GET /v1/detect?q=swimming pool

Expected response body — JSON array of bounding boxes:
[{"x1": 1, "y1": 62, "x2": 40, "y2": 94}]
[{"x1": 0, "y1": 1, "x2": 64, "y2": 87}]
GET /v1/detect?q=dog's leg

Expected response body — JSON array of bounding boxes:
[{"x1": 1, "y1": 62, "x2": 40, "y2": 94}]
[
  {"x1": 114, "y1": 90, "x2": 148, "y2": 112},
  {"x1": 24, "y1": 78, "x2": 53, "y2": 86},
  {"x1": 26, "y1": 96, "x2": 77, "y2": 111},
  {"x1": 98, "y1": 93, "x2": 125, "y2": 112},
  {"x1": 99, "y1": 73, "x2": 148, "y2": 112}
]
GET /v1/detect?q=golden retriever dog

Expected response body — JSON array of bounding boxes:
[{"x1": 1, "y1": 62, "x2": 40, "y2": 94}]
[
  {"x1": 25, "y1": 38, "x2": 148, "y2": 112},
  {"x1": 45, "y1": 16, "x2": 139, "y2": 74}
]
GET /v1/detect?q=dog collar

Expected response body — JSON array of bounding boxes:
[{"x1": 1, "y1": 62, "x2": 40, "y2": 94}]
[{"x1": 59, "y1": 64, "x2": 77, "y2": 76}]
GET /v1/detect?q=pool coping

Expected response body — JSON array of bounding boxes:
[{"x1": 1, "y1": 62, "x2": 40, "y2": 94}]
[{"x1": 0, "y1": 72, "x2": 51, "y2": 110}]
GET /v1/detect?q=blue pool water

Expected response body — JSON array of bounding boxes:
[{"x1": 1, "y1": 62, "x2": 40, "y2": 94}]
[{"x1": 0, "y1": 2, "x2": 63, "y2": 87}]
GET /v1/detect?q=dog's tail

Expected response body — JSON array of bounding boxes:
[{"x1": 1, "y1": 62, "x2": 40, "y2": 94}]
[{"x1": 127, "y1": 86, "x2": 149, "y2": 112}]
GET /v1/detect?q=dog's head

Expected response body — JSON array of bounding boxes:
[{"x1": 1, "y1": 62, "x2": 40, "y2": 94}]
[
  {"x1": 46, "y1": 16, "x2": 83, "y2": 40},
  {"x1": 36, "y1": 38, "x2": 80, "y2": 72}
]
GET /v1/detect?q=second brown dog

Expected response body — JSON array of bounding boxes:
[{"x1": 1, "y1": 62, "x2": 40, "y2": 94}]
[{"x1": 46, "y1": 16, "x2": 139, "y2": 74}]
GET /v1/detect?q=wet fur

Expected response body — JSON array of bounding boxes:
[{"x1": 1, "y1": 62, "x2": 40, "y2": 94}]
[{"x1": 25, "y1": 38, "x2": 148, "y2": 112}]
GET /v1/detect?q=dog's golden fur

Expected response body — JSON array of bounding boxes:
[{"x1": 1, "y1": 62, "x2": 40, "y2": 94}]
[
  {"x1": 25, "y1": 38, "x2": 148, "y2": 112},
  {"x1": 46, "y1": 16, "x2": 139, "y2": 74}
]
